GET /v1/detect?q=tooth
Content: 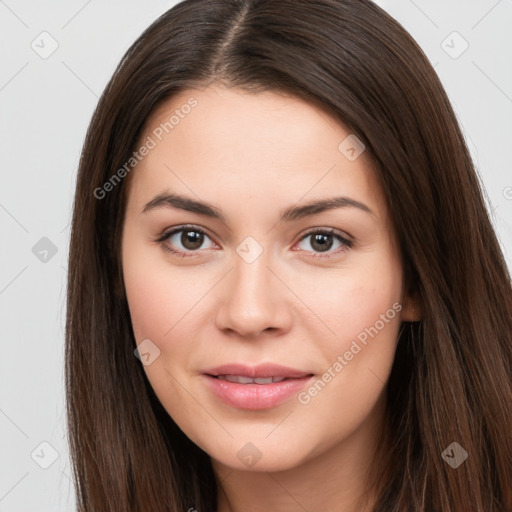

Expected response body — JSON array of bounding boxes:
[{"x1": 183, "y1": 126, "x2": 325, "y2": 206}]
[
  {"x1": 222, "y1": 375, "x2": 241, "y2": 383},
  {"x1": 254, "y1": 377, "x2": 273, "y2": 384},
  {"x1": 217, "y1": 375, "x2": 286, "y2": 384},
  {"x1": 237, "y1": 376, "x2": 255, "y2": 384}
]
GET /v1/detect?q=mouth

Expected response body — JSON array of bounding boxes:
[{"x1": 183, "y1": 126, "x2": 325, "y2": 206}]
[
  {"x1": 202, "y1": 363, "x2": 314, "y2": 410},
  {"x1": 211, "y1": 375, "x2": 295, "y2": 384}
]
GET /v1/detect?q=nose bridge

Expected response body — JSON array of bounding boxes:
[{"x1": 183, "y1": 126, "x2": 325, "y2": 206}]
[
  {"x1": 233, "y1": 243, "x2": 271, "y2": 294},
  {"x1": 231, "y1": 236, "x2": 275, "y2": 308}
]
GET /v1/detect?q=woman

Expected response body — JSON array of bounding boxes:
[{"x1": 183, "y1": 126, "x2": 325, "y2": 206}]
[{"x1": 65, "y1": 0, "x2": 512, "y2": 510}]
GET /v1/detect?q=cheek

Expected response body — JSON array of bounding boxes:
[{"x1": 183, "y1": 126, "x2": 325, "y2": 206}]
[
  {"x1": 123, "y1": 268, "x2": 172, "y2": 343},
  {"x1": 122, "y1": 234, "x2": 203, "y2": 343},
  {"x1": 293, "y1": 247, "x2": 403, "y2": 412},
  {"x1": 122, "y1": 249, "x2": 199, "y2": 411},
  {"x1": 122, "y1": 242, "x2": 213, "y2": 394},
  {"x1": 303, "y1": 249, "x2": 403, "y2": 349}
]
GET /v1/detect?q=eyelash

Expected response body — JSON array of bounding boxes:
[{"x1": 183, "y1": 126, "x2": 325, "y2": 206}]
[{"x1": 155, "y1": 224, "x2": 354, "y2": 259}]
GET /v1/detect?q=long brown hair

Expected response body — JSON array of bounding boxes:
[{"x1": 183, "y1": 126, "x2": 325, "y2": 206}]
[{"x1": 65, "y1": 0, "x2": 512, "y2": 510}]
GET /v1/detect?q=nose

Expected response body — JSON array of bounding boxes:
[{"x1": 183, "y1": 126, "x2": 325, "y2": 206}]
[{"x1": 214, "y1": 247, "x2": 293, "y2": 339}]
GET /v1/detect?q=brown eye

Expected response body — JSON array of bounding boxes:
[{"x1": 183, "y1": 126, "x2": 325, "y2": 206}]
[
  {"x1": 178, "y1": 230, "x2": 204, "y2": 250},
  {"x1": 296, "y1": 229, "x2": 353, "y2": 257},
  {"x1": 310, "y1": 232, "x2": 334, "y2": 252},
  {"x1": 159, "y1": 226, "x2": 215, "y2": 255}
]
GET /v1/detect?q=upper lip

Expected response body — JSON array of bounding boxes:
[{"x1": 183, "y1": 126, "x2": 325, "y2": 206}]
[{"x1": 203, "y1": 363, "x2": 312, "y2": 379}]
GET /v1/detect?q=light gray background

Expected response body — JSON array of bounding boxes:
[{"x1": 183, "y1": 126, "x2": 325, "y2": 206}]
[{"x1": 1, "y1": 1, "x2": 511, "y2": 510}]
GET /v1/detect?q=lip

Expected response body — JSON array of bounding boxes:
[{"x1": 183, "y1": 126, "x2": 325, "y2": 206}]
[{"x1": 202, "y1": 363, "x2": 314, "y2": 410}]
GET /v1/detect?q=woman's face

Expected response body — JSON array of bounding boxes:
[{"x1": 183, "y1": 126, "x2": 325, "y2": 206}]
[{"x1": 121, "y1": 85, "x2": 418, "y2": 472}]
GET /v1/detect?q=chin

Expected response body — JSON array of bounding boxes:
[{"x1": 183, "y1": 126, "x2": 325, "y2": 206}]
[{"x1": 207, "y1": 438, "x2": 311, "y2": 473}]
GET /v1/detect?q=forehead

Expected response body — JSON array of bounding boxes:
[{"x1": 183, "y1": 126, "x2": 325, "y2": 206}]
[
  {"x1": 126, "y1": 85, "x2": 387, "y2": 222},
  {"x1": 144, "y1": 85, "x2": 352, "y2": 162}
]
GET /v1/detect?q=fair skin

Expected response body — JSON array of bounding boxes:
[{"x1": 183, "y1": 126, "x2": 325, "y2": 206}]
[{"x1": 121, "y1": 85, "x2": 421, "y2": 512}]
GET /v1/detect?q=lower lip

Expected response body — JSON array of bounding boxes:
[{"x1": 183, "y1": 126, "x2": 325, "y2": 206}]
[{"x1": 203, "y1": 374, "x2": 314, "y2": 410}]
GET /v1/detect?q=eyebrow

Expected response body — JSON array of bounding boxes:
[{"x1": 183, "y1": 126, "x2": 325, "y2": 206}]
[{"x1": 142, "y1": 192, "x2": 375, "y2": 221}]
